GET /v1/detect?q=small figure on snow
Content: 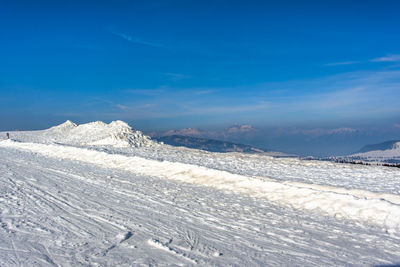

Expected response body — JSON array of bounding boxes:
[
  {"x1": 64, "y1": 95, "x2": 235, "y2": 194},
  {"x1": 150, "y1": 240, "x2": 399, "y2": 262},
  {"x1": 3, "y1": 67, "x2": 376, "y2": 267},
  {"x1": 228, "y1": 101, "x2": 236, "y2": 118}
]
[{"x1": 6, "y1": 133, "x2": 9, "y2": 139}]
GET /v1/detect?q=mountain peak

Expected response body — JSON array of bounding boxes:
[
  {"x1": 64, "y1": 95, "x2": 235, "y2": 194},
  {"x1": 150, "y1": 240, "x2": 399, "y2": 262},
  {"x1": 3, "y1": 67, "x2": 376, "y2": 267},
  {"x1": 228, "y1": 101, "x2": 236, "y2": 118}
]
[{"x1": 227, "y1": 124, "x2": 257, "y2": 134}]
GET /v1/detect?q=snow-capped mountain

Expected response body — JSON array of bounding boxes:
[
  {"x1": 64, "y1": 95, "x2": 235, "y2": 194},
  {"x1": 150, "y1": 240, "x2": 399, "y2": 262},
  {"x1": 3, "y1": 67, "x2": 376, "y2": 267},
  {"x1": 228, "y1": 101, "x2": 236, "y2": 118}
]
[{"x1": 225, "y1": 124, "x2": 257, "y2": 134}]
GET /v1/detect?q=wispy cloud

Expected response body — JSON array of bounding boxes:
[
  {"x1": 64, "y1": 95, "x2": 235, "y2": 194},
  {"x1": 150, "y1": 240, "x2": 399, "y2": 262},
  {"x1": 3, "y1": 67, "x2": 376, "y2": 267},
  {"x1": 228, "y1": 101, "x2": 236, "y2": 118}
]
[
  {"x1": 324, "y1": 61, "x2": 360, "y2": 66},
  {"x1": 182, "y1": 102, "x2": 269, "y2": 116},
  {"x1": 299, "y1": 87, "x2": 366, "y2": 110},
  {"x1": 193, "y1": 89, "x2": 216, "y2": 95},
  {"x1": 325, "y1": 54, "x2": 400, "y2": 66},
  {"x1": 235, "y1": 70, "x2": 400, "y2": 126},
  {"x1": 115, "y1": 104, "x2": 130, "y2": 110},
  {"x1": 83, "y1": 70, "x2": 400, "y2": 129},
  {"x1": 370, "y1": 54, "x2": 400, "y2": 62},
  {"x1": 123, "y1": 86, "x2": 216, "y2": 96},
  {"x1": 109, "y1": 28, "x2": 165, "y2": 48},
  {"x1": 123, "y1": 88, "x2": 166, "y2": 96},
  {"x1": 163, "y1": 73, "x2": 191, "y2": 81}
]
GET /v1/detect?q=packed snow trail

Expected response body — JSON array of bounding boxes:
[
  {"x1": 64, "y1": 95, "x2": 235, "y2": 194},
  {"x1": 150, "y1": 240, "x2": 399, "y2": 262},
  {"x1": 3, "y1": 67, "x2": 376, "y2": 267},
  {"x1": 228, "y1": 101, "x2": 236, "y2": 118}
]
[
  {"x1": 1, "y1": 140, "x2": 400, "y2": 234},
  {"x1": 1, "y1": 146, "x2": 400, "y2": 266}
]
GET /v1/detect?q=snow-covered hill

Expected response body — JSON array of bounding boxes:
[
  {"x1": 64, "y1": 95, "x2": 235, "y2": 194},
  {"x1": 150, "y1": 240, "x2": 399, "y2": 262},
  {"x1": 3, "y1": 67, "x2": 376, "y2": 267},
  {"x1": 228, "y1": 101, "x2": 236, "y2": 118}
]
[
  {"x1": 2, "y1": 120, "x2": 155, "y2": 148},
  {"x1": 357, "y1": 140, "x2": 400, "y2": 153},
  {"x1": 1, "y1": 120, "x2": 400, "y2": 265},
  {"x1": 339, "y1": 140, "x2": 400, "y2": 164}
]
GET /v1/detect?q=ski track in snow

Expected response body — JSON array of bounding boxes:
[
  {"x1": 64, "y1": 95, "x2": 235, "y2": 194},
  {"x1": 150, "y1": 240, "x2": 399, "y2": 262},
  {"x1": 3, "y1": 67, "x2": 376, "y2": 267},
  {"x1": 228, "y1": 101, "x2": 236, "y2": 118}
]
[
  {"x1": 1, "y1": 138, "x2": 400, "y2": 265},
  {"x1": 2, "y1": 140, "x2": 400, "y2": 234}
]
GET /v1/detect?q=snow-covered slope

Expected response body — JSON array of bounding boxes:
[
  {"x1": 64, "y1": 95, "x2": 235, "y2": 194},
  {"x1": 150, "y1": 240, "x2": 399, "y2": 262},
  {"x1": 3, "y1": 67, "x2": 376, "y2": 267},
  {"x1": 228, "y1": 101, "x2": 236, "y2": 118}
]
[
  {"x1": 2, "y1": 120, "x2": 155, "y2": 148},
  {"x1": 1, "y1": 121, "x2": 400, "y2": 265},
  {"x1": 2, "y1": 139, "x2": 400, "y2": 233},
  {"x1": 352, "y1": 141, "x2": 400, "y2": 158},
  {"x1": 357, "y1": 140, "x2": 400, "y2": 153},
  {"x1": 343, "y1": 140, "x2": 400, "y2": 164}
]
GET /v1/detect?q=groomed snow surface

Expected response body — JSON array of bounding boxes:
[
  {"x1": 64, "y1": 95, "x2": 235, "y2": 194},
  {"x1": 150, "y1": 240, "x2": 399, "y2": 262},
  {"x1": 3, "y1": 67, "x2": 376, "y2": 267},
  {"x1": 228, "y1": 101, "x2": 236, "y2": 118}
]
[{"x1": 1, "y1": 121, "x2": 400, "y2": 266}]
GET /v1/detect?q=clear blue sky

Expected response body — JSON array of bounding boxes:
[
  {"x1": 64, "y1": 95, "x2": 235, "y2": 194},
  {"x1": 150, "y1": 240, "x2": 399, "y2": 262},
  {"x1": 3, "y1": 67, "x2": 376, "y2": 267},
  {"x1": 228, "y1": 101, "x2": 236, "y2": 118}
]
[{"x1": 1, "y1": 0, "x2": 400, "y2": 149}]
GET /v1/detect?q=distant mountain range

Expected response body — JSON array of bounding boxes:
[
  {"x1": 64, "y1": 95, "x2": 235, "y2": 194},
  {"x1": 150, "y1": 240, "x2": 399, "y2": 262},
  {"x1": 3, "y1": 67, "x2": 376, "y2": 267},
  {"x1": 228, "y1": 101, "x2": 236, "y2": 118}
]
[
  {"x1": 153, "y1": 135, "x2": 295, "y2": 157},
  {"x1": 148, "y1": 124, "x2": 259, "y2": 140}
]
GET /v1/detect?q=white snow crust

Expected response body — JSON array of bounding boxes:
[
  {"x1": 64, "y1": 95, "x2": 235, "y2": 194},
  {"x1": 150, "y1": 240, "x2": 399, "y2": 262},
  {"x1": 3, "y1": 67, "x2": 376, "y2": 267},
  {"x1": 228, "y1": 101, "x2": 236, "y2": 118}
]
[{"x1": 1, "y1": 120, "x2": 400, "y2": 265}]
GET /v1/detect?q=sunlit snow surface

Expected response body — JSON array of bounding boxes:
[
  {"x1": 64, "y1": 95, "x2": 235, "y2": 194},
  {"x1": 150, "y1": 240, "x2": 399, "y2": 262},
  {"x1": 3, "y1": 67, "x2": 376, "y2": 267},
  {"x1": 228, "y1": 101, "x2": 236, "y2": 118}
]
[{"x1": 1, "y1": 122, "x2": 400, "y2": 266}]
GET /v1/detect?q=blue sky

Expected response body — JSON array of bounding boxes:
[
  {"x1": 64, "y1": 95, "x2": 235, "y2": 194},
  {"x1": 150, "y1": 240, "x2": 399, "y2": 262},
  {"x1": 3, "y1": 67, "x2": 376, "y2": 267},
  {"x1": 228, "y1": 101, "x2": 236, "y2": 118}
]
[{"x1": 1, "y1": 1, "x2": 400, "y2": 155}]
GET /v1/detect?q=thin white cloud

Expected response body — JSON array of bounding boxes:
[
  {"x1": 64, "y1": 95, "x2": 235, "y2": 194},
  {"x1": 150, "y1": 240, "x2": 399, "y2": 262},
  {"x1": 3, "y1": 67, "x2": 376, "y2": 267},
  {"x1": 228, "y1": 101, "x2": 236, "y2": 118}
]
[
  {"x1": 115, "y1": 104, "x2": 130, "y2": 110},
  {"x1": 370, "y1": 55, "x2": 400, "y2": 62},
  {"x1": 184, "y1": 102, "x2": 269, "y2": 115},
  {"x1": 163, "y1": 73, "x2": 191, "y2": 81},
  {"x1": 109, "y1": 29, "x2": 165, "y2": 48},
  {"x1": 193, "y1": 90, "x2": 215, "y2": 95},
  {"x1": 123, "y1": 88, "x2": 166, "y2": 95},
  {"x1": 325, "y1": 54, "x2": 400, "y2": 66},
  {"x1": 91, "y1": 70, "x2": 400, "y2": 125},
  {"x1": 324, "y1": 61, "x2": 360, "y2": 66},
  {"x1": 303, "y1": 87, "x2": 366, "y2": 110},
  {"x1": 123, "y1": 86, "x2": 216, "y2": 96}
]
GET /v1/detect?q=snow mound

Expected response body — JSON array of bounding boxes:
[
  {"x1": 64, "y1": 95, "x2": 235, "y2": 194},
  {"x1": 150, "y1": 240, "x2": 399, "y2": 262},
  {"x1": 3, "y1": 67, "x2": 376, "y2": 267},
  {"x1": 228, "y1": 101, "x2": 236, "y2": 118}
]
[{"x1": 45, "y1": 120, "x2": 155, "y2": 147}]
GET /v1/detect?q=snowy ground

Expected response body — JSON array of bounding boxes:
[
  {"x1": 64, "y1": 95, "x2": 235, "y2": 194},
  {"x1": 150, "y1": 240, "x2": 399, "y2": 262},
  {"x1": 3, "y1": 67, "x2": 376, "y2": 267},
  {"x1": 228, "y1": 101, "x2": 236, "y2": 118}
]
[{"x1": 1, "y1": 122, "x2": 400, "y2": 265}]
